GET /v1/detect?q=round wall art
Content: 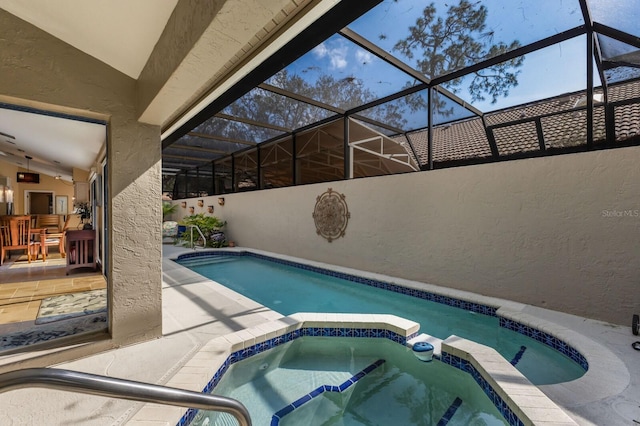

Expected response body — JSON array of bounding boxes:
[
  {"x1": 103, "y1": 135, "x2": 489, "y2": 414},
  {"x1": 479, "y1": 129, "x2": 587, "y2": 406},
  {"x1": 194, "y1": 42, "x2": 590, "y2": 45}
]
[{"x1": 312, "y1": 188, "x2": 350, "y2": 242}]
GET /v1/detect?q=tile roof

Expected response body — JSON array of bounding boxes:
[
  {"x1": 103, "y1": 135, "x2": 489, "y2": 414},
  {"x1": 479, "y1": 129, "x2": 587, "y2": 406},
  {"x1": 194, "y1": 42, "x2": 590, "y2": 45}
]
[
  {"x1": 609, "y1": 80, "x2": 640, "y2": 102},
  {"x1": 393, "y1": 79, "x2": 640, "y2": 166},
  {"x1": 614, "y1": 103, "x2": 640, "y2": 140},
  {"x1": 409, "y1": 118, "x2": 492, "y2": 163}
]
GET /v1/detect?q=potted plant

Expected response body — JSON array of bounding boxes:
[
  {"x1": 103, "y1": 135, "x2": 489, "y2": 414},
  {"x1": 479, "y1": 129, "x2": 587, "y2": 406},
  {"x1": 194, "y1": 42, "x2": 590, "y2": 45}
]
[{"x1": 75, "y1": 201, "x2": 92, "y2": 230}]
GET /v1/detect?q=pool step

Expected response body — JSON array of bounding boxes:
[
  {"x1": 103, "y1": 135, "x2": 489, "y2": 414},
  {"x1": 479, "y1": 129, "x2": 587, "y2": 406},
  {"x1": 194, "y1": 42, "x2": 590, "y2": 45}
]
[
  {"x1": 178, "y1": 256, "x2": 238, "y2": 267},
  {"x1": 437, "y1": 397, "x2": 463, "y2": 426},
  {"x1": 271, "y1": 359, "x2": 386, "y2": 426}
]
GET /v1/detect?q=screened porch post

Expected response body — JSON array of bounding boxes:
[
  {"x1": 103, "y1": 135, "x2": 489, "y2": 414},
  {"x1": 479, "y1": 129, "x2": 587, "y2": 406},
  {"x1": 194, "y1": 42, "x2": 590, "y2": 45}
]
[
  {"x1": 292, "y1": 132, "x2": 298, "y2": 185},
  {"x1": 344, "y1": 115, "x2": 351, "y2": 180},
  {"x1": 256, "y1": 145, "x2": 261, "y2": 190},
  {"x1": 427, "y1": 87, "x2": 433, "y2": 170},
  {"x1": 231, "y1": 154, "x2": 235, "y2": 193}
]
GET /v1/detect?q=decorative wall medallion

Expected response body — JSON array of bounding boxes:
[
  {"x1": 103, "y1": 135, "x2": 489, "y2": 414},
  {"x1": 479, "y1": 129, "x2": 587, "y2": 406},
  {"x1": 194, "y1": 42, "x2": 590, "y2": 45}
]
[{"x1": 312, "y1": 188, "x2": 350, "y2": 242}]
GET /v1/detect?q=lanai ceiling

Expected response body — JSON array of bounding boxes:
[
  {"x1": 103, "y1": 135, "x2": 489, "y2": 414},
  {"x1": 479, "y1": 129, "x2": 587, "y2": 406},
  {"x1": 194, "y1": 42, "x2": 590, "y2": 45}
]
[
  {"x1": 0, "y1": 0, "x2": 321, "y2": 180},
  {"x1": 160, "y1": 0, "x2": 640, "y2": 189}
]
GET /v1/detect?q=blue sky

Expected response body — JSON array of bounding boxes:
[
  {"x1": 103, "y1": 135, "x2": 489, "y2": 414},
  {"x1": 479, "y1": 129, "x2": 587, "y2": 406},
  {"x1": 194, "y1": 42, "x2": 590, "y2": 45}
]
[
  {"x1": 276, "y1": 0, "x2": 601, "y2": 114},
  {"x1": 589, "y1": 0, "x2": 640, "y2": 38}
]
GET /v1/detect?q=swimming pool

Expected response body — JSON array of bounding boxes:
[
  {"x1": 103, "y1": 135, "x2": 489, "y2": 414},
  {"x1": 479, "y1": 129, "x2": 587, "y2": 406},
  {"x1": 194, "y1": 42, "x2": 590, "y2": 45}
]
[
  {"x1": 176, "y1": 252, "x2": 587, "y2": 385},
  {"x1": 189, "y1": 337, "x2": 508, "y2": 426}
]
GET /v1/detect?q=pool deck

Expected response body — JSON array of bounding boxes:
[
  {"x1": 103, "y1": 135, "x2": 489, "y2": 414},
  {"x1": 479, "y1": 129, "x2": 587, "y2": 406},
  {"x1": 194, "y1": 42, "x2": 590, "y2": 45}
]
[{"x1": 0, "y1": 245, "x2": 638, "y2": 425}]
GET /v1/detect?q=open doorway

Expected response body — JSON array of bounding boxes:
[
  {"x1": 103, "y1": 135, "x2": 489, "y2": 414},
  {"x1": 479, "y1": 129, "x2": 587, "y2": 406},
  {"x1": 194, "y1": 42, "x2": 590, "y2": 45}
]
[
  {"x1": 0, "y1": 101, "x2": 108, "y2": 355},
  {"x1": 25, "y1": 190, "x2": 54, "y2": 214}
]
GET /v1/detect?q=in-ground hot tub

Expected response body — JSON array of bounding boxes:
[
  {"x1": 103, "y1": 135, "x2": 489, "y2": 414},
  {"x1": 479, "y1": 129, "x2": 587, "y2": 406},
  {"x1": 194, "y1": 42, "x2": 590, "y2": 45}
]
[{"x1": 189, "y1": 337, "x2": 508, "y2": 426}]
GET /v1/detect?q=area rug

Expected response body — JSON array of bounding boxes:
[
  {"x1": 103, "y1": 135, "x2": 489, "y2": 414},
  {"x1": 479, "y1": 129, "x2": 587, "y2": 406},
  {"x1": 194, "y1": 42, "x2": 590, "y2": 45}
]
[
  {"x1": 0, "y1": 313, "x2": 107, "y2": 352},
  {"x1": 35, "y1": 289, "x2": 107, "y2": 324}
]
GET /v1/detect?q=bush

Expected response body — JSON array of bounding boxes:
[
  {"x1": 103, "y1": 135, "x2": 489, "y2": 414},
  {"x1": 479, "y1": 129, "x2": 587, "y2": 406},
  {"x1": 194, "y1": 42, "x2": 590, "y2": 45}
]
[{"x1": 179, "y1": 213, "x2": 227, "y2": 248}]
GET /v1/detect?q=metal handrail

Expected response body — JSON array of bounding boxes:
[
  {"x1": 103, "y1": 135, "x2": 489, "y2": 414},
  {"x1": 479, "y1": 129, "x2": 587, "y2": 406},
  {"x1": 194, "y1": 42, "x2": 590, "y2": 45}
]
[
  {"x1": 188, "y1": 224, "x2": 207, "y2": 249},
  {"x1": 0, "y1": 368, "x2": 251, "y2": 426}
]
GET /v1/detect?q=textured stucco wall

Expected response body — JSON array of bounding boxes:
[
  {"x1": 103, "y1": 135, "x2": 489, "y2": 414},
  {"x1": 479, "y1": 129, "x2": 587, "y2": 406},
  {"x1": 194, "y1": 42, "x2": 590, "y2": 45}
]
[
  {"x1": 137, "y1": 0, "x2": 226, "y2": 123},
  {"x1": 137, "y1": 0, "x2": 305, "y2": 125},
  {"x1": 0, "y1": 9, "x2": 162, "y2": 352},
  {"x1": 181, "y1": 147, "x2": 639, "y2": 326}
]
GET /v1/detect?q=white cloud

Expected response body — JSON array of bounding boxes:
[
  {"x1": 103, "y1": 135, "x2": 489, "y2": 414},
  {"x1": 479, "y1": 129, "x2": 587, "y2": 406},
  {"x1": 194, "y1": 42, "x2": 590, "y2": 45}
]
[
  {"x1": 312, "y1": 42, "x2": 348, "y2": 70},
  {"x1": 355, "y1": 49, "x2": 373, "y2": 65},
  {"x1": 312, "y1": 43, "x2": 329, "y2": 59},
  {"x1": 330, "y1": 47, "x2": 348, "y2": 69}
]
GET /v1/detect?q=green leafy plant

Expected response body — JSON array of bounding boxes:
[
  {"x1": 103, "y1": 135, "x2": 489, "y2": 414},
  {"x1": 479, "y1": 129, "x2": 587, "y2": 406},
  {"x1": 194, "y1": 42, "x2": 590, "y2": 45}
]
[
  {"x1": 179, "y1": 213, "x2": 228, "y2": 248},
  {"x1": 162, "y1": 201, "x2": 178, "y2": 220},
  {"x1": 73, "y1": 201, "x2": 93, "y2": 230},
  {"x1": 74, "y1": 201, "x2": 91, "y2": 221}
]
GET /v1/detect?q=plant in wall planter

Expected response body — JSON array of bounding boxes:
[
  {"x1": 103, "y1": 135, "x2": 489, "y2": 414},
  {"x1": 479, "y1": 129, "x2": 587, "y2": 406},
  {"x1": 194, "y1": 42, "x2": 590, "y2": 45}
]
[
  {"x1": 162, "y1": 201, "x2": 178, "y2": 221},
  {"x1": 179, "y1": 213, "x2": 228, "y2": 248}
]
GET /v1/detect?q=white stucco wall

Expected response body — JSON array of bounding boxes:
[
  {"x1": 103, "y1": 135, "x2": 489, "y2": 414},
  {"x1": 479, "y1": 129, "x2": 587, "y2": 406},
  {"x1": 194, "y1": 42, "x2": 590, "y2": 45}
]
[
  {"x1": 179, "y1": 146, "x2": 639, "y2": 325},
  {"x1": 0, "y1": 9, "x2": 162, "y2": 362}
]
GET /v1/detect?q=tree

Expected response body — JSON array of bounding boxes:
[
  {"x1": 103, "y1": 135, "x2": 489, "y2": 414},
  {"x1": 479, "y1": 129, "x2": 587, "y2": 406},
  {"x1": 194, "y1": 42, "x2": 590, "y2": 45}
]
[
  {"x1": 393, "y1": 0, "x2": 524, "y2": 107},
  {"x1": 225, "y1": 69, "x2": 409, "y2": 130}
]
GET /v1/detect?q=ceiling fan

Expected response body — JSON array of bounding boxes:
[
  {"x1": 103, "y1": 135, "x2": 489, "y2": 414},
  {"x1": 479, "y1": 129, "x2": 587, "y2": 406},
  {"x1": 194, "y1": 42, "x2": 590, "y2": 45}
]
[
  {"x1": 0, "y1": 130, "x2": 16, "y2": 157},
  {"x1": 0, "y1": 131, "x2": 16, "y2": 140},
  {"x1": 53, "y1": 160, "x2": 62, "y2": 180}
]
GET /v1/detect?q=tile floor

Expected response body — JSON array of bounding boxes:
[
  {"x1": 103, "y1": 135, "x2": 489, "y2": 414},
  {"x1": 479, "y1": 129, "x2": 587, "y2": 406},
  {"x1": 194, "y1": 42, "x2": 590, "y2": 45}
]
[{"x1": 0, "y1": 252, "x2": 105, "y2": 325}]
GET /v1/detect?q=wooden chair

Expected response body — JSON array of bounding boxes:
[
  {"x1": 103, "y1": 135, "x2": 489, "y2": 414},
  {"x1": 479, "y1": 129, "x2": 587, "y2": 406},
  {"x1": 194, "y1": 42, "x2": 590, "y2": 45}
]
[
  {"x1": 37, "y1": 214, "x2": 62, "y2": 233},
  {"x1": 42, "y1": 215, "x2": 71, "y2": 258},
  {"x1": 0, "y1": 215, "x2": 42, "y2": 265}
]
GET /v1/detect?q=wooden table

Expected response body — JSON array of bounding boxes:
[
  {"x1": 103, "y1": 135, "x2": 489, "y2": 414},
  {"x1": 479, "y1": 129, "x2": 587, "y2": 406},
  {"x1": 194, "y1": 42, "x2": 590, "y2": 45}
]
[{"x1": 65, "y1": 229, "x2": 96, "y2": 275}]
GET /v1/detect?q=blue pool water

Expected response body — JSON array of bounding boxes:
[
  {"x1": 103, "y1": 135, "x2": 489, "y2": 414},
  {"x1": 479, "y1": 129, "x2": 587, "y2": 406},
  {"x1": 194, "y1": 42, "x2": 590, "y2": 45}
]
[
  {"x1": 177, "y1": 254, "x2": 585, "y2": 385},
  {"x1": 191, "y1": 337, "x2": 508, "y2": 426}
]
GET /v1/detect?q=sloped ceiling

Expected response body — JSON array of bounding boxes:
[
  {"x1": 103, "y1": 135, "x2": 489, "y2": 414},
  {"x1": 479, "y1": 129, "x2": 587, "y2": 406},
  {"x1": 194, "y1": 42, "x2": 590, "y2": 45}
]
[
  {"x1": 0, "y1": 0, "x2": 178, "y2": 79},
  {"x1": 0, "y1": 0, "x2": 178, "y2": 179}
]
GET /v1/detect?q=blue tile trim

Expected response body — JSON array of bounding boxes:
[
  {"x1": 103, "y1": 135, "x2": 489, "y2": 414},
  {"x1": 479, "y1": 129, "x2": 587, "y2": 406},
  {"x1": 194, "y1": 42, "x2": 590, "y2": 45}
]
[
  {"x1": 176, "y1": 329, "x2": 414, "y2": 426},
  {"x1": 499, "y1": 318, "x2": 588, "y2": 370},
  {"x1": 437, "y1": 397, "x2": 463, "y2": 426},
  {"x1": 176, "y1": 251, "x2": 498, "y2": 316},
  {"x1": 441, "y1": 352, "x2": 525, "y2": 426},
  {"x1": 176, "y1": 251, "x2": 589, "y2": 373},
  {"x1": 270, "y1": 359, "x2": 386, "y2": 425}
]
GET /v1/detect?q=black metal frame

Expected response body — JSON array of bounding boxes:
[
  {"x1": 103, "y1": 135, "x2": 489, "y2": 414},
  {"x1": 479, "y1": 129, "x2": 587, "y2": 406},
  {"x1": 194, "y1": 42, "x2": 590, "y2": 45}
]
[
  {"x1": 163, "y1": 0, "x2": 640, "y2": 199},
  {"x1": 162, "y1": 0, "x2": 383, "y2": 149}
]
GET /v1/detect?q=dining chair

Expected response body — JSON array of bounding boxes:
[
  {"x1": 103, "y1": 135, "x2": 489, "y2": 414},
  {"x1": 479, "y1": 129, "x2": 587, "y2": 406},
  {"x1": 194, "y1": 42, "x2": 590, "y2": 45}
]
[
  {"x1": 0, "y1": 215, "x2": 42, "y2": 265},
  {"x1": 42, "y1": 215, "x2": 71, "y2": 258},
  {"x1": 37, "y1": 214, "x2": 62, "y2": 233}
]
